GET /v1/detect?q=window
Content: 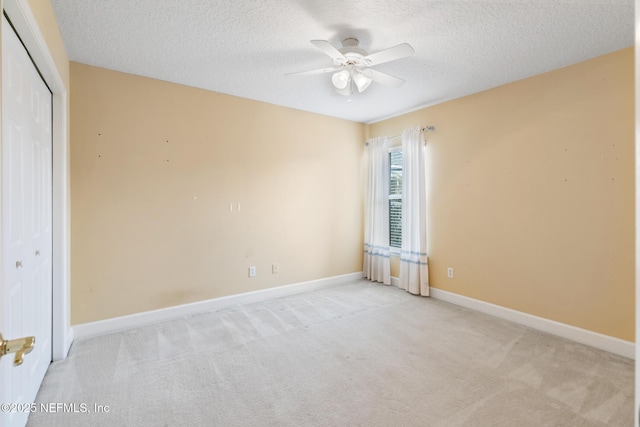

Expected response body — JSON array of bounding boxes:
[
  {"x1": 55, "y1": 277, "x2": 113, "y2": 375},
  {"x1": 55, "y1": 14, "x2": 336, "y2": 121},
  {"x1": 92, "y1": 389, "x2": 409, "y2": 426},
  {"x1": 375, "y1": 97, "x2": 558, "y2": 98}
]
[{"x1": 389, "y1": 148, "x2": 402, "y2": 249}]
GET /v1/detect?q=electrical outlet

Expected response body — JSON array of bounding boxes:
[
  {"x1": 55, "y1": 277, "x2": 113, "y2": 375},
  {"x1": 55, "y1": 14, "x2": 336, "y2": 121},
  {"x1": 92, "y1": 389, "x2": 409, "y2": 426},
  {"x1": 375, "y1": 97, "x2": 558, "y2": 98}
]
[
  {"x1": 447, "y1": 267, "x2": 454, "y2": 279},
  {"x1": 248, "y1": 266, "x2": 256, "y2": 277},
  {"x1": 272, "y1": 264, "x2": 279, "y2": 274}
]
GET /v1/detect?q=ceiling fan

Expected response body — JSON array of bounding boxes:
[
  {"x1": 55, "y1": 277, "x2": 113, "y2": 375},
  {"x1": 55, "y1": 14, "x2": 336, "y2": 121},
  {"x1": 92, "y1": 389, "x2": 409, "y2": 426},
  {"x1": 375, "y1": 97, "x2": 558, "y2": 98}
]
[{"x1": 286, "y1": 38, "x2": 415, "y2": 96}]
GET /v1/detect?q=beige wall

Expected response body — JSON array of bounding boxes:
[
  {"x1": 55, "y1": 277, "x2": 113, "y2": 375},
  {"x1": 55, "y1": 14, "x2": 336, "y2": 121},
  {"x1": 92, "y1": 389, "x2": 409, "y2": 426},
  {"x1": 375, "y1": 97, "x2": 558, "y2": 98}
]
[
  {"x1": 70, "y1": 62, "x2": 365, "y2": 324},
  {"x1": 370, "y1": 48, "x2": 635, "y2": 341}
]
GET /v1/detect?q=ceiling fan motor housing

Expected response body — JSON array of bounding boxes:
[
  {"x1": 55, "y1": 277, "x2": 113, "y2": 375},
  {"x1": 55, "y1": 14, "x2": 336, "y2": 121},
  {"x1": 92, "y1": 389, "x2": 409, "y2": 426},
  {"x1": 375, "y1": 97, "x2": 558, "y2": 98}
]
[{"x1": 337, "y1": 38, "x2": 370, "y2": 66}]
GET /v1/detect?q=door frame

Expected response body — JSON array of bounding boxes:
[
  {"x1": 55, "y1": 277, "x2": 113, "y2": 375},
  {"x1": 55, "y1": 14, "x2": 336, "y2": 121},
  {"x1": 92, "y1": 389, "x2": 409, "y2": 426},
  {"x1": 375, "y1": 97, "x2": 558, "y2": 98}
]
[{"x1": 2, "y1": 0, "x2": 71, "y2": 361}]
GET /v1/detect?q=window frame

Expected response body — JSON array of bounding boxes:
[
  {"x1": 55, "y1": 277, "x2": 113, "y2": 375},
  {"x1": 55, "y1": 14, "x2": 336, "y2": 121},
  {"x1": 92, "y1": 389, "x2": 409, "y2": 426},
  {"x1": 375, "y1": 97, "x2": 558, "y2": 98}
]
[{"x1": 389, "y1": 146, "x2": 402, "y2": 254}]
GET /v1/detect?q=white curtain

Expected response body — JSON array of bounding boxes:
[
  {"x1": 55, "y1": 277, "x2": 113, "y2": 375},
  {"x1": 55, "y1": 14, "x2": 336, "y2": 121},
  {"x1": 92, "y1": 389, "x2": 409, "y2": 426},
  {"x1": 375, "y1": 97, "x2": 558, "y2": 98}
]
[
  {"x1": 399, "y1": 127, "x2": 429, "y2": 296},
  {"x1": 363, "y1": 136, "x2": 391, "y2": 285}
]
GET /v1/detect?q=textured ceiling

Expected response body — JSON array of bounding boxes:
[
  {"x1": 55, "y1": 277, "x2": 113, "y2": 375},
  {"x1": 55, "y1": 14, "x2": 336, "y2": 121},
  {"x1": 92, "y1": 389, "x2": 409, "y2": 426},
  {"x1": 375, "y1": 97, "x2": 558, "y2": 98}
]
[{"x1": 50, "y1": 0, "x2": 633, "y2": 124}]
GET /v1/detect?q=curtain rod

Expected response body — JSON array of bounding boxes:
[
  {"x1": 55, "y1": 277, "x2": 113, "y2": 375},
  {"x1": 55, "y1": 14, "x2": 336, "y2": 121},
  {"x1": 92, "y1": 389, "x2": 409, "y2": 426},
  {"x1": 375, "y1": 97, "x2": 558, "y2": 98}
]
[{"x1": 365, "y1": 125, "x2": 435, "y2": 146}]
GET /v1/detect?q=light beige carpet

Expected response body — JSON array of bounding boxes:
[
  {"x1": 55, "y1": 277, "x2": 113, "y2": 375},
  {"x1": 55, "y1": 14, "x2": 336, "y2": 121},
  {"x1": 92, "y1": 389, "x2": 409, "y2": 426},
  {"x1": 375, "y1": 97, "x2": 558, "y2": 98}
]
[{"x1": 28, "y1": 280, "x2": 633, "y2": 426}]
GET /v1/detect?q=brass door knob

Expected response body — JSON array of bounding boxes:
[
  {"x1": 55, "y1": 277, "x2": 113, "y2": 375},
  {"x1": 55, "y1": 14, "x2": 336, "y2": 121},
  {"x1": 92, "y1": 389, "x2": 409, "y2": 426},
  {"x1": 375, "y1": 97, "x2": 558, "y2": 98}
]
[{"x1": 0, "y1": 333, "x2": 35, "y2": 366}]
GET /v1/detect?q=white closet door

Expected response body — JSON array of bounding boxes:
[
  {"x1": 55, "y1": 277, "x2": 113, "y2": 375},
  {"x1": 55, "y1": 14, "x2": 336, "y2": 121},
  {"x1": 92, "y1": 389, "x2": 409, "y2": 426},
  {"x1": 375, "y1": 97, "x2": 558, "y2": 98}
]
[{"x1": 1, "y1": 14, "x2": 53, "y2": 427}]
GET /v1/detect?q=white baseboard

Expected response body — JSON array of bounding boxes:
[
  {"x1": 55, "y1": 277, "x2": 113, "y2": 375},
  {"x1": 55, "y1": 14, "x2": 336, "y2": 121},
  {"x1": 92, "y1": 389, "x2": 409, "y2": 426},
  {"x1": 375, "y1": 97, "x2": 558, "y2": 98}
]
[
  {"x1": 64, "y1": 328, "x2": 74, "y2": 357},
  {"x1": 72, "y1": 272, "x2": 363, "y2": 340},
  {"x1": 391, "y1": 276, "x2": 633, "y2": 359},
  {"x1": 73, "y1": 273, "x2": 634, "y2": 359},
  {"x1": 426, "y1": 285, "x2": 634, "y2": 360}
]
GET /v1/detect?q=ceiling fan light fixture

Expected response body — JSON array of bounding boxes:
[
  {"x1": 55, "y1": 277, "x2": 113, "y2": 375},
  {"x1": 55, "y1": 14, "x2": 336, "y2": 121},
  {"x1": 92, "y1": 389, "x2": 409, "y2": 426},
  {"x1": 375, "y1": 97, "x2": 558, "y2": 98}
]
[
  {"x1": 353, "y1": 72, "x2": 372, "y2": 93},
  {"x1": 335, "y1": 85, "x2": 351, "y2": 96},
  {"x1": 331, "y1": 70, "x2": 350, "y2": 89}
]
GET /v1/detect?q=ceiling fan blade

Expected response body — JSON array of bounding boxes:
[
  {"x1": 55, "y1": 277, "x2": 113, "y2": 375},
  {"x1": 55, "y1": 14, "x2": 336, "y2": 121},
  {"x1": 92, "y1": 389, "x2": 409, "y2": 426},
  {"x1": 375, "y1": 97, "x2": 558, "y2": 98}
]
[
  {"x1": 285, "y1": 66, "x2": 341, "y2": 76},
  {"x1": 362, "y1": 69, "x2": 405, "y2": 88},
  {"x1": 310, "y1": 40, "x2": 347, "y2": 63},
  {"x1": 362, "y1": 43, "x2": 414, "y2": 66}
]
